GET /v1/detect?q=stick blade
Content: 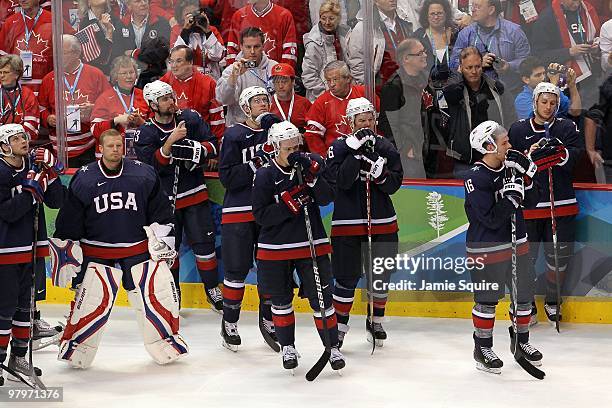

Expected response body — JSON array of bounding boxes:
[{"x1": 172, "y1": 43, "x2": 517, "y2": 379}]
[
  {"x1": 514, "y1": 355, "x2": 546, "y2": 380},
  {"x1": 305, "y1": 350, "x2": 330, "y2": 382}
]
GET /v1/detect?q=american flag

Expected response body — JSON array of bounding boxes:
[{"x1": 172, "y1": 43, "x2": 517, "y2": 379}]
[{"x1": 75, "y1": 24, "x2": 101, "y2": 63}]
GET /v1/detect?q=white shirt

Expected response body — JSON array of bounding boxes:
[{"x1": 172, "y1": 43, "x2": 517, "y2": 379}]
[{"x1": 131, "y1": 14, "x2": 148, "y2": 49}]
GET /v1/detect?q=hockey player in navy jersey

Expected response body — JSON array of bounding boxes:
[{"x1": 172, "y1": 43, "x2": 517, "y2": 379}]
[
  {"x1": 53, "y1": 129, "x2": 188, "y2": 368},
  {"x1": 219, "y1": 86, "x2": 282, "y2": 351},
  {"x1": 508, "y1": 82, "x2": 582, "y2": 326},
  {"x1": 326, "y1": 97, "x2": 403, "y2": 348},
  {"x1": 464, "y1": 120, "x2": 543, "y2": 374},
  {"x1": 134, "y1": 80, "x2": 223, "y2": 313},
  {"x1": 252, "y1": 121, "x2": 345, "y2": 372},
  {"x1": 0, "y1": 123, "x2": 65, "y2": 384}
]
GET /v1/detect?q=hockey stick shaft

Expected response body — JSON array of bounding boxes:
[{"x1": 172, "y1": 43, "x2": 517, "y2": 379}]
[
  {"x1": 544, "y1": 122, "x2": 561, "y2": 333},
  {"x1": 365, "y1": 173, "x2": 376, "y2": 355},
  {"x1": 28, "y1": 203, "x2": 46, "y2": 390}
]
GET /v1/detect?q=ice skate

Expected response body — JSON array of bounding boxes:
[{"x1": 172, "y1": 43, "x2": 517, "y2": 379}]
[
  {"x1": 281, "y1": 344, "x2": 300, "y2": 374},
  {"x1": 221, "y1": 319, "x2": 241, "y2": 352},
  {"x1": 474, "y1": 345, "x2": 503, "y2": 374},
  {"x1": 366, "y1": 319, "x2": 386, "y2": 347},
  {"x1": 206, "y1": 287, "x2": 223, "y2": 314}
]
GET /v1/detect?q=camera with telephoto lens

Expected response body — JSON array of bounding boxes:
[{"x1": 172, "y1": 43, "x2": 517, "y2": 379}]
[{"x1": 491, "y1": 56, "x2": 504, "y2": 71}]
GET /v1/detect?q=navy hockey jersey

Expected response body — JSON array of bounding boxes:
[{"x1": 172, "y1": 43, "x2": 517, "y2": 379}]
[
  {"x1": 219, "y1": 123, "x2": 268, "y2": 224},
  {"x1": 0, "y1": 157, "x2": 64, "y2": 264},
  {"x1": 326, "y1": 136, "x2": 403, "y2": 237},
  {"x1": 508, "y1": 117, "x2": 581, "y2": 219},
  {"x1": 54, "y1": 159, "x2": 173, "y2": 259},
  {"x1": 134, "y1": 109, "x2": 218, "y2": 209},
  {"x1": 463, "y1": 161, "x2": 538, "y2": 264},
  {"x1": 253, "y1": 158, "x2": 333, "y2": 260}
]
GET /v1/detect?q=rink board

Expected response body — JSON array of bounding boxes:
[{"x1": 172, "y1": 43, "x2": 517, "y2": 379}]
[{"x1": 44, "y1": 174, "x2": 612, "y2": 323}]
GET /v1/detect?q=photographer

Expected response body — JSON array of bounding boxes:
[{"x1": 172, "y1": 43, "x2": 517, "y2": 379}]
[
  {"x1": 216, "y1": 27, "x2": 278, "y2": 126},
  {"x1": 514, "y1": 57, "x2": 582, "y2": 119},
  {"x1": 170, "y1": 0, "x2": 225, "y2": 80}
]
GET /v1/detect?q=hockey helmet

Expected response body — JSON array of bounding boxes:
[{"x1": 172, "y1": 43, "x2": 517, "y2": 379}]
[
  {"x1": 532, "y1": 81, "x2": 560, "y2": 116},
  {"x1": 143, "y1": 80, "x2": 175, "y2": 106},
  {"x1": 239, "y1": 86, "x2": 270, "y2": 117},
  {"x1": 268, "y1": 121, "x2": 302, "y2": 156},
  {"x1": 469, "y1": 120, "x2": 506, "y2": 155},
  {"x1": 0, "y1": 123, "x2": 27, "y2": 157},
  {"x1": 345, "y1": 97, "x2": 376, "y2": 130}
]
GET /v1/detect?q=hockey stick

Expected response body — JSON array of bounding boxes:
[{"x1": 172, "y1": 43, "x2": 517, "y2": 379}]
[
  {"x1": 297, "y1": 167, "x2": 332, "y2": 382},
  {"x1": 543, "y1": 122, "x2": 561, "y2": 333},
  {"x1": 365, "y1": 172, "x2": 376, "y2": 355},
  {"x1": 509, "y1": 171, "x2": 545, "y2": 380}
]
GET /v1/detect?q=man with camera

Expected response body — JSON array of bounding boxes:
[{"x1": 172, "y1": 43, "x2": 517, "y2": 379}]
[
  {"x1": 515, "y1": 57, "x2": 582, "y2": 119},
  {"x1": 216, "y1": 27, "x2": 279, "y2": 126}
]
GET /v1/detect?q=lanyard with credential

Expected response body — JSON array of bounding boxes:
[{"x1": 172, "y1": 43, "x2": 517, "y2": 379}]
[
  {"x1": 273, "y1": 93, "x2": 294, "y2": 121},
  {"x1": 114, "y1": 86, "x2": 135, "y2": 114},
  {"x1": 63, "y1": 63, "x2": 84, "y2": 102},
  {"x1": 21, "y1": 8, "x2": 43, "y2": 50},
  {"x1": 248, "y1": 69, "x2": 270, "y2": 87},
  {"x1": 0, "y1": 89, "x2": 21, "y2": 118},
  {"x1": 473, "y1": 27, "x2": 496, "y2": 55},
  {"x1": 576, "y1": 12, "x2": 585, "y2": 43},
  {"x1": 428, "y1": 28, "x2": 449, "y2": 67}
]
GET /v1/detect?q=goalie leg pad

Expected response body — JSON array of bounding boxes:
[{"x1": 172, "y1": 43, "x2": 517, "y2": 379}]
[
  {"x1": 58, "y1": 262, "x2": 122, "y2": 369},
  {"x1": 129, "y1": 260, "x2": 188, "y2": 364}
]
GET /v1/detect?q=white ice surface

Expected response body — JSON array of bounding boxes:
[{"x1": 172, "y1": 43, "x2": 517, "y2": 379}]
[{"x1": 2, "y1": 304, "x2": 611, "y2": 408}]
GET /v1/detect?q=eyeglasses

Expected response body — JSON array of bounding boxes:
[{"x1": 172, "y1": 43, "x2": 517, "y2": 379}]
[
  {"x1": 168, "y1": 58, "x2": 187, "y2": 65},
  {"x1": 324, "y1": 76, "x2": 348, "y2": 85},
  {"x1": 407, "y1": 50, "x2": 427, "y2": 57},
  {"x1": 429, "y1": 12, "x2": 445, "y2": 17}
]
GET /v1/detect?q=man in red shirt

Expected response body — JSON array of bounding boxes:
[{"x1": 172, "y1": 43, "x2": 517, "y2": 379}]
[
  {"x1": 225, "y1": 0, "x2": 298, "y2": 67},
  {"x1": 269, "y1": 63, "x2": 311, "y2": 132},
  {"x1": 305, "y1": 60, "x2": 379, "y2": 157},
  {"x1": 160, "y1": 45, "x2": 225, "y2": 141},
  {"x1": 38, "y1": 35, "x2": 111, "y2": 167}
]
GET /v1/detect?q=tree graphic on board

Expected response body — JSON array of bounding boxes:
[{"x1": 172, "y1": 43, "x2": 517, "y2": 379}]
[{"x1": 427, "y1": 191, "x2": 448, "y2": 239}]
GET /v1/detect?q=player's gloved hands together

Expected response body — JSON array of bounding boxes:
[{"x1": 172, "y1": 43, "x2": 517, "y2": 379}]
[
  {"x1": 360, "y1": 150, "x2": 387, "y2": 182},
  {"x1": 143, "y1": 223, "x2": 177, "y2": 267},
  {"x1": 346, "y1": 128, "x2": 376, "y2": 152},
  {"x1": 505, "y1": 149, "x2": 537, "y2": 178},
  {"x1": 288, "y1": 152, "x2": 322, "y2": 186},
  {"x1": 502, "y1": 173, "x2": 525, "y2": 208},
  {"x1": 280, "y1": 184, "x2": 312, "y2": 215},
  {"x1": 49, "y1": 238, "x2": 83, "y2": 288},
  {"x1": 529, "y1": 138, "x2": 568, "y2": 171},
  {"x1": 22, "y1": 169, "x2": 49, "y2": 203}
]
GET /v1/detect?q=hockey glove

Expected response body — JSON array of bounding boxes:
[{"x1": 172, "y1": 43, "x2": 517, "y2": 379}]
[
  {"x1": 49, "y1": 238, "x2": 83, "y2": 288},
  {"x1": 505, "y1": 149, "x2": 537, "y2": 178},
  {"x1": 360, "y1": 150, "x2": 387, "y2": 182},
  {"x1": 256, "y1": 112, "x2": 283, "y2": 130},
  {"x1": 346, "y1": 128, "x2": 376, "y2": 151},
  {"x1": 502, "y1": 173, "x2": 525, "y2": 208},
  {"x1": 171, "y1": 139, "x2": 208, "y2": 171},
  {"x1": 143, "y1": 222, "x2": 177, "y2": 265},
  {"x1": 529, "y1": 138, "x2": 568, "y2": 171},
  {"x1": 22, "y1": 169, "x2": 49, "y2": 203},
  {"x1": 280, "y1": 184, "x2": 312, "y2": 215},
  {"x1": 32, "y1": 147, "x2": 64, "y2": 177}
]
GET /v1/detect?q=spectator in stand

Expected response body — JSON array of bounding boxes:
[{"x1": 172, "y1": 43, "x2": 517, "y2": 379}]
[
  {"x1": 274, "y1": 0, "x2": 313, "y2": 68},
  {"x1": 216, "y1": 27, "x2": 278, "y2": 126},
  {"x1": 225, "y1": 0, "x2": 298, "y2": 68},
  {"x1": 531, "y1": 0, "x2": 602, "y2": 107},
  {"x1": 161, "y1": 45, "x2": 225, "y2": 141},
  {"x1": 304, "y1": 60, "x2": 379, "y2": 157},
  {"x1": 269, "y1": 63, "x2": 312, "y2": 132},
  {"x1": 150, "y1": 0, "x2": 179, "y2": 26},
  {"x1": 75, "y1": 0, "x2": 126, "y2": 75},
  {"x1": 450, "y1": 0, "x2": 531, "y2": 96},
  {"x1": 346, "y1": 0, "x2": 413, "y2": 87},
  {"x1": 443, "y1": 46, "x2": 514, "y2": 176},
  {"x1": 134, "y1": 36, "x2": 170, "y2": 88},
  {"x1": 585, "y1": 73, "x2": 612, "y2": 182},
  {"x1": 379, "y1": 38, "x2": 430, "y2": 178},
  {"x1": 599, "y1": 14, "x2": 612, "y2": 74},
  {"x1": 302, "y1": 0, "x2": 350, "y2": 103},
  {"x1": 0, "y1": 55, "x2": 39, "y2": 141},
  {"x1": 414, "y1": 0, "x2": 459, "y2": 85},
  {"x1": 90, "y1": 56, "x2": 150, "y2": 159},
  {"x1": 170, "y1": 0, "x2": 225, "y2": 80},
  {"x1": 515, "y1": 57, "x2": 582, "y2": 120},
  {"x1": 397, "y1": 0, "x2": 471, "y2": 29},
  {"x1": 504, "y1": 0, "x2": 549, "y2": 41},
  {"x1": 118, "y1": 0, "x2": 172, "y2": 59},
  {"x1": 0, "y1": 0, "x2": 22, "y2": 25},
  {"x1": 209, "y1": 0, "x2": 247, "y2": 41},
  {"x1": 0, "y1": 0, "x2": 74, "y2": 96},
  {"x1": 38, "y1": 35, "x2": 111, "y2": 167}
]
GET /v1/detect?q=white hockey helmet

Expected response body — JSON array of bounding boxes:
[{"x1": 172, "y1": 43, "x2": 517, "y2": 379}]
[
  {"x1": 532, "y1": 81, "x2": 560, "y2": 116},
  {"x1": 0, "y1": 123, "x2": 27, "y2": 157},
  {"x1": 268, "y1": 121, "x2": 302, "y2": 156},
  {"x1": 345, "y1": 97, "x2": 376, "y2": 130},
  {"x1": 469, "y1": 120, "x2": 506, "y2": 155},
  {"x1": 239, "y1": 86, "x2": 270, "y2": 117},
  {"x1": 143, "y1": 80, "x2": 175, "y2": 106}
]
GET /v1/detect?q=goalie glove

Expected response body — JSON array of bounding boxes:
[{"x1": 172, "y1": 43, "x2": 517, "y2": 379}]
[
  {"x1": 143, "y1": 223, "x2": 177, "y2": 266},
  {"x1": 505, "y1": 149, "x2": 537, "y2": 178},
  {"x1": 49, "y1": 238, "x2": 83, "y2": 288},
  {"x1": 171, "y1": 139, "x2": 208, "y2": 171},
  {"x1": 529, "y1": 138, "x2": 568, "y2": 171}
]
